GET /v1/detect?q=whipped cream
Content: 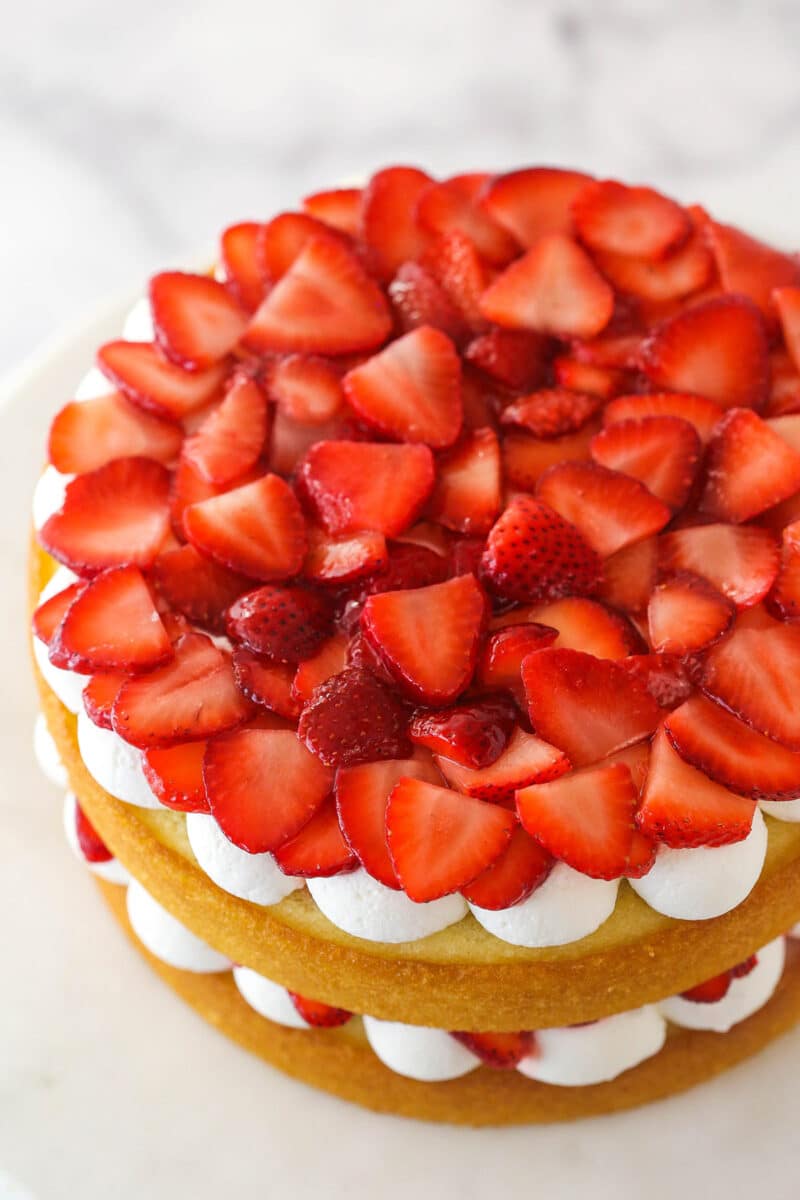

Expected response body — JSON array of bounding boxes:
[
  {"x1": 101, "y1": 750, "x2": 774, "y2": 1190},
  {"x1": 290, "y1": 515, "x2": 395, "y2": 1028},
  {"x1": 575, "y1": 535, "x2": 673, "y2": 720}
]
[
  {"x1": 186, "y1": 812, "x2": 303, "y2": 906},
  {"x1": 307, "y1": 868, "x2": 467, "y2": 944},
  {"x1": 362, "y1": 1016, "x2": 480, "y2": 1082},
  {"x1": 34, "y1": 713, "x2": 68, "y2": 789},
  {"x1": 126, "y1": 878, "x2": 231, "y2": 973},
  {"x1": 232, "y1": 966, "x2": 310, "y2": 1028},
  {"x1": 760, "y1": 798, "x2": 800, "y2": 823},
  {"x1": 63, "y1": 791, "x2": 130, "y2": 885},
  {"x1": 121, "y1": 296, "x2": 155, "y2": 342},
  {"x1": 33, "y1": 566, "x2": 87, "y2": 714},
  {"x1": 517, "y1": 1006, "x2": 667, "y2": 1087},
  {"x1": 468, "y1": 862, "x2": 619, "y2": 948},
  {"x1": 77, "y1": 708, "x2": 162, "y2": 809},
  {"x1": 658, "y1": 936, "x2": 785, "y2": 1033},
  {"x1": 32, "y1": 466, "x2": 72, "y2": 532}
]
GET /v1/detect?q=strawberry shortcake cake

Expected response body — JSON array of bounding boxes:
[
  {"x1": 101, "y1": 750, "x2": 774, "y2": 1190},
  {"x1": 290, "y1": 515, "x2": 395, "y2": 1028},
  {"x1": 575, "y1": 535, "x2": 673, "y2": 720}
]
[{"x1": 29, "y1": 165, "x2": 800, "y2": 1123}]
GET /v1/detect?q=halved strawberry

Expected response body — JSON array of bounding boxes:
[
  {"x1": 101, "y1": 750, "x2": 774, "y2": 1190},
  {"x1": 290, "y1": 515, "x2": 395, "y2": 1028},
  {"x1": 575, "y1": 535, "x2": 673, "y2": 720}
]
[
  {"x1": 288, "y1": 991, "x2": 353, "y2": 1028},
  {"x1": 267, "y1": 355, "x2": 344, "y2": 424},
  {"x1": 422, "y1": 230, "x2": 489, "y2": 330},
  {"x1": 113, "y1": 632, "x2": 252, "y2": 748},
  {"x1": 639, "y1": 296, "x2": 769, "y2": 411},
  {"x1": 220, "y1": 222, "x2": 267, "y2": 313},
  {"x1": 637, "y1": 726, "x2": 755, "y2": 848},
  {"x1": 479, "y1": 167, "x2": 593, "y2": 246},
  {"x1": 590, "y1": 416, "x2": 701, "y2": 509},
  {"x1": 704, "y1": 219, "x2": 800, "y2": 320},
  {"x1": 774, "y1": 286, "x2": 800, "y2": 372},
  {"x1": 343, "y1": 325, "x2": 462, "y2": 448},
  {"x1": 292, "y1": 634, "x2": 349, "y2": 704},
  {"x1": 74, "y1": 801, "x2": 113, "y2": 864},
  {"x1": 591, "y1": 228, "x2": 713, "y2": 303},
  {"x1": 461, "y1": 824, "x2": 553, "y2": 909},
  {"x1": 436, "y1": 726, "x2": 570, "y2": 803},
  {"x1": 502, "y1": 424, "x2": 596, "y2": 491},
  {"x1": 182, "y1": 376, "x2": 269, "y2": 486},
  {"x1": 82, "y1": 671, "x2": 126, "y2": 728},
  {"x1": 360, "y1": 165, "x2": 433, "y2": 280},
  {"x1": 415, "y1": 174, "x2": 519, "y2": 265},
  {"x1": 152, "y1": 544, "x2": 248, "y2": 633},
  {"x1": 142, "y1": 741, "x2": 210, "y2": 813},
  {"x1": 700, "y1": 408, "x2": 800, "y2": 522},
  {"x1": 303, "y1": 527, "x2": 387, "y2": 586},
  {"x1": 664, "y1": 692, "x2": 800, "y2": 801},
  {"x1": 184, "y1": 473, "x2": 307, "y2": 581},
  {"x1": 603, "y1": 391, "x2": 724, "y2": 443},
  {"x1": 242, "y1": 237, "x2": 392, "y2": 355},
  {"x1": 149, "y1": 272, "x2": 247, "y2": 370},
  {"x1": 517, "y1": 761, "x2": 639, "y2": 880},
  {"x1": 596, "y1": 537, "x2": 659, "y2": 615},
  {"x1": 50, "y1": 565, "x2": 171, "y2": 673},
  {"x1": 387, "y1": 261, "x2": 469, "y2": 343},
  {"x1": 302, "y1": 186, "x2": 363, "y2": 237},
  {"x1": 701, "y1": 618, "x2": 800, "y2": 748},
  {"x1": 297, "y1": 441, "x2": 434, "y2": 538},
  {"x1": 409, "y1": 696, "x2": 517, "y2": 769},
  {"x1": 522, "y1": 648, "x2": 662, "y2": 767},
  {"x1": 537, "y1": 461, "x2": 671, "y2": 557},
  {"x1": 464, "y1": 327, "x2": 548, "y2": 391},
  {"x1": 552, "y1": 356, "x2": 630, "y2": 399},
  {"x1": 476, "y1": 623, "x2": 559, "y2": 696},
  {"x1": 226, "y1": 584, "x2": 332, "y2": 663},
  {"x1": 273, "y1": 798, "x2": 357, "y2": 877},
  {"x1": 298, "y1": 666, "x2": 411, "y2": 767},
  {"x1": 386, "y1": 777, "x2": 515, "y2": 902},
  {"x1": 203, "y1": 726, "x2": 332, "y2": 852},
  {"x1": 572, "y1": 179, "x2": 690, "y2": 260},
  {"x1": 523, "y1": 596, "x2": 638, "y2": 660},
  {"x1": 97, "y1": 341, "x2": 227, "y2": 420},
  {"x1": 479, "y1": 233, "x2": 614, "y2": 339},
  {"x1": 658, "y1": 524, "x2": 780, "y2": 608},
  {"x1": 40, "y1": 457, "x2": 171, "y2": 575},
  {"x1": 621, "y1": 654, "x2": 693, "y2": 710},
  {"x1": 450, "y1": 1031, "x2": 535, "y2": 1069},
  {"x1": 257, "y1": 211, "x2": 345, "y2": 281},
  {"x1": 232, "y1": 650, "x2": 300, "y2": 721},
  {"x1": 681, "y1": 974, "x2": 732, "y2": 1004},
  {"x1": 647, "y1": 573, "x2": 734, "y2": 656},
  {"x1": 48, "y1": 392, "x2": 182, "y2": 475},
  {"x1": 427, "y1": 427, "x2": 501, "y2": 534},
  {"x1": 500, "y1": 389, "x2": 603, "y2": 440},
  {"x1": 480, "y1": 495, "x2": 601, "y2": 604},
  {"x1": 32, "y1": 580, "x2": 84, "y2": 648},
  {"x1": 362, "y1": 574, "x2": 485, "y2": 705}
]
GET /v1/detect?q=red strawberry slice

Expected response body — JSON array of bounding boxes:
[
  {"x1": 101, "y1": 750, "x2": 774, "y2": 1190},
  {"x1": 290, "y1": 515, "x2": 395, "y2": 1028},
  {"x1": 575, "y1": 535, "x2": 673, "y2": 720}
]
[
  {"x1": 591, "y1": 227, "x2": 713, "y2": 302},
  {"x1": 522, "y1": 648, "x2": 662, "y2": 767},
  {"x1": 302, "y1": 186, "x2": 363, "y2": 237},
  {"x1": 436, "y1": 726, "x2": 570, "y2": 804},
  {"x1": 268, "y1": 411, "x2": 347, "y2": 477},
  {"x1": 450, "y1": 1030, "x2": 535, "y2": 1069},
  {"x1": 220, "y1": 222, "x2": 267, "y2": 313},
  {"x1": 40, "y1": 457, "x2": 171, "y2": 575},
  {"x1": 704, "y1": 219, "x2": 800, "y2": 320},
  {"x1": 621, "y1": 654, "x2": 693, "y2": 710},
  {"x1": 335, "y1": 752, "x2": 442, "y2": 888},
  {"x1": 184, "y1": 473, "x2": 307, "y2": 581},
  {"x1": 97, "y1": 341, "x2": 227, "y2": 420},
  {"x1": 387, "y1": 261, "x2": 469, "y2": 343},
  {"x1": 226, "y1": 584, "x2": 332, "y2": 663},
  {"x1": 502, "y1": 424, "x2": 597, "y2": 492},
  {"x1": 386, "y1": 777, "x2": 515, "y2": 902},
  {"x1": 637, "y1": 726, "x2": 755, "y2": 848},
  {"x1": 343, "y1": 325, "x2": 463, "y2": 448},
  {"x1": 658, "y1": 524, "x2": 780, "y2": 608},
  {"x1": 701, "y1": 619, "x2": 800, "y2": 749},
  {"x1": 765, "y1": 351, "x2": 800, "y2": 418},
  {"x1": 596, "y1": 537, "x2": 659, "y2": 615},
  {"x1": 152, "y1": 544, "x2": 248, "y2": 633},
  {"x1": 303, "y1": 527, "x2": 387, "y2": 586},
  {"x1": 292, "y1": 634, "x2": 349, "y2": 704},
  {"x1": 288, "y1": 991, "x2": 353, "y2": 1028},
  {"x1": 590, "y1": 416, "x2": 701, "y2": 509},
  {"x1": 480, "y1": 495, "x2": 602, "y2": 604},
  {"x1": 603, "y1": 391, "x2": 724, "y2": 443},
  {"x1": 415, "y1": 174, "x2": 519, "y2": 265},
  {"x1": 113, "y1": 632, "x2": 251, "y2": 748},
  {"x1": 479, "y1": 167, "x2": 593, "y2": 246},
  {"x1": 479, "y1": 233, "x2": 614, "y2": 339},
  {"x1": 32, "y1": 580, "x2": 83, "y2": 648},
  {"x1": 48, "y1": 392, "x2": 183, "y2": 475},
  {"x1": 569, "y1": 334, "x2": 643, "y2": 369},
  {"x1": 360, "y1": 165, "x2": 433, "y2": 280},
  {"x1": 552, "y1": 356, "x2": 630, "y2": 399},
  {"x1": 273, "y1": 797, "x2": 357, "y2": 877},
  {"x1": 521, "y1": 596, "x2": 639, "y2": 660},
  {"x1": 298, "y1": 666, "x2": 411, "y2": 767},
  {"x1": 203, "y1": 726, "x2": 332, "y2": 852},
  {"x1": 648, "y1": 573, "x2": 734, "y2": 656},
  {"x1": 700, "y1": 408, "x2": 800, "y2": 522},
  {"x1": 774, "y1": 287, "x2": 800, "y2": 372},
  {"x1": 83, "y1": 671, "x2": 126, "y2": 728},
  {"x1": 409, "y1": 696, "x2": 518, "y2": 770},
  {"x1": 257, "y1": 211, "x2": 345, "y2": 281},
  {"x1": 461, "y1": 824, "x2": 553, "y2": 910},
  {"x1": 242, "y1": 237, "x2": 392, "y2": 355},
  {"x1": 681, "y1": 974, "x2": 732, "y2": 1004},
  {"x1": 297, "y1": 441, "x2": 434, "y2": 538},
  {"x1": 51, "y1": 565, "x2": 171, "y2": 673},
  {"x1": 267, "y1": 355, "x2": 344, "y2": 424},
  {"x1": 422, "y1": 230, "x2": 489, "y2": 330},
  {"x1": 149, "y1": 271, "x2": 247, "y2": 370},
  {"x1": 362, "y1": 574, "x2": 485, "y2": 705},
  {"x1": 476, "y1": 623, "x2": 559, "y2": 696},
  {"x1": 639, "y1": 296, "x2": 769, "y2": 411},
  {"x1": 500, "y1": 389, "x2": 603, "y2": 440},
  {"x1": 464, "y1": 328, "x2": 549, "y2": 391},
  {"x1": 142, "y1": 741, "x2": 210, "y2": 813},
  {"x1": 232, "y1": 650, "x2": 301, "y2": 720},
  {"x1": 182, "y1": 376, "x2": 269, "y2": 486},
  {"x1": 74, "y1": 801, "x2": 113, "y2": 864},
  {"x1": 572, "y1": 179, "x2": 690, "y2": 260},
  {"x1": 427, "y1": 427, "x2": 501, "y2": 535},
  {"x1": 517, "y1": 761, "x2": 639, "y2": 880},
  {"x1": 169, "y1": 453, "x2": 245, "y2": 541},
  {"x1": 664, "y1": 692, "x2": 800, "y2": 801},
  {"x1": 769, "y1": 540, "x2": 800, "y2": 619},
  {"x1": 537, "y1": 461, "x2": 671, "y2": 558},
  {"x1": 732, "y1": 954, "x2": 759, "y2": 980}
]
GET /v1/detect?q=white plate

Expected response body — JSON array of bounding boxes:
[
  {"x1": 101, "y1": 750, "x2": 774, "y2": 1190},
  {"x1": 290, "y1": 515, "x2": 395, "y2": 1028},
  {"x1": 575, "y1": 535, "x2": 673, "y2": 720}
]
[{"x1": 3, "y1": 276, "x2": 800, "y2": 1200}]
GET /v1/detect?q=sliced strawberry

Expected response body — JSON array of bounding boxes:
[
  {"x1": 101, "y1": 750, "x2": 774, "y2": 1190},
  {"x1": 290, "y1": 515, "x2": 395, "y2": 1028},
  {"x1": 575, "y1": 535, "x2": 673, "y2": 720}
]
[
  {"x1": 774, "y1": 286, "x2": 800, "y2": 372},
  {"x1": 648, "y1": 573, "x2": 734, "y2": 656},
  {"x1": 242, "y1": 237, "x2": 392, "y2": 355},
  {"x1": 502, "y1": 424, "x2": 596, "y2": 491},
  {"x1": 700, "y1": 408, "x2": 800, "y2": 522},
  {"x1": 232, "y1": 649, "x2": 301, "y2": 720},
  {"x1": 501, "y1": 389, "x2": 603, "y2": 440},
  {"x1": 51, "y1": 565, "x2": 171, "y2": 673},
  {"x1": 32, "y1": 580, "x2": 83, "y2": 648},
  {"x1": 149, "y1": 272, "x2": 247, "y2": 370},
  {"x1": 422, "y1": 230, "x2": 489, "y2": 330},
  {"x1": 596, "y1": 537, "x2": 659, "y2": 615},
  {"x1": 83, "y1": 671, "x2": 126, "y2": 728},
  {"x1": 226, "y1": 584, "x2": 332, "y2": 663},
  {"x1": 464, "y1": 327, "x2": 548, "y2": 391},
  {"x1": 768, "y1": 413, "x2": 800, "y2": 454},
  {"x1": 524, "y1": 596, "x2": 638, "y2": 660},
  {"x1": 639, "y1": 296, "x2": 769, "y2": 411},
  {"x1": 479, "y1": 233, "x2": 614, "y2": 339},
  {"x1": 537, "y1": 461, "x2": 671, "y2": 558},
  {"x1": 142, "y1": 741, "x2": 210, "y2": 813},
  {"x1": 298, "y1": 666, "x2": 411, "y2": 767},
  {"x1": 704, "y1": 219, "x2": 800, "y2": 320},
  {"x1": 517, "y1": 761, "x2": 639, "y2": 880},
  {"x1": 461, "y1": 824, "x2": 553, "y2": 909},
  {"x1": 152, "y1": 544, "x2": 248, "y2": 633},
  {"x1": 637, "y1": 726, "x2": 755, "y2": 849},
  {"x1": 732, "y1": 954, "x2": 759, "y2": 980},
  {"x1": 664, "y1": 692, "x2": 800, "y2": 801},
  {"x1": 450, "y1": 1031, "x2": 535, "y2": 1069},
  {"x1": 40, "y1": 457, "x2": 170, "y2": 575},
  {"x1": 303, "y1": 527, "x2": 387, "y2": 586},
  {"x1": 182, "y1": 376, "x2": 269, "y2": 486},
  {"x1": 427, "y1": 427, "x2": 501, "y2": 534},
  {"x1": 257, "y1": 211, "x2": 345, "y2": 281},
  {"x1": 267, "y1": 355, "x2": 344, "y2": 424},
  {"x1": 603, "y1": 391, "x2": 724, "y2": 443},
  {"x1": 203, "y1": 726, "x2": 332, "y2": 852},
  {"x1": 769, "y1": 540, "x2": 800, "y2": 619},
  {"x1": 552, "y1": 356, "x2": 630, "y2": 399},
  {"x1": 360, "y1": 165, "x2": 433, "y2": 280},
  {"x1": 476, "y1": 623, "x2": 559, "y2": 696},
  {"x1": 436, "y1": 726, "x2": 570, "y2": 803},
  {"x1": 292, "y1": 634, "x2": 349, "y2": 704},
  {"x1": 302, "y1": 186, "x2": 363, "y2": 237},
  {"x1": 48, "y1": 392, "x2": 182, "y2": 475},
  {"x1": 415, "y1": 174, "x2": 519, "y2": 265},
  {"x1": 184, "y1": 473, "x2": 307, "y2": 581},
  {"x1": 387, "y1": 261, "x2": 469, "y2": 343},
  {"x1": 658, "y1": 524, "x2": 780, "y2": 608},
  {"x1": 701, "y1": 619, "x2": 800, "y2": 749},
  {"x1": 573, "y1": 179, "x2": 689, "y2": 260},
  {"x1": 220, "y1": 222, "x2": 267, "y2": 313},
  {"x1": 621, "y1": 654, "x2": 693, "y2": 710},
  {"x1": 169, "y1": 453, "x2": 234, "y2": 541},
  {"x1": 74, "y1": 801, "x2": 113, "y2": 863},
  {"x1": 97, "y1": 341, "x2": 227, "y2": 420},
  {"x1": 480, "y1": 495, "x2": 601, "y2": 604},
  {"x1": 343, "y1": 325, "x2": 462, "y2": 448},
  {"x1": 113, "y1": 632, "x2": 251, "y2": 749},
  {"x1": 409, "y1": 696, "x2": 517, "y2": 769},
  {"x1": 273, "y1": 797, "x2": 357, "y2": 877},
  {"x1": 288, "y1": 991, "x2": 353, "y2": 1028},
  {"x1": 590, "y1": 416, "x2": 701, "y2": 509},
  {"x1": 592, "y1": 228, "x2": 713, "y2": 303},
  {"x1": 386, "y1": 777, "x2": 515, "y2": 902},
  {"x1": 297, "y1": 441, "x2": 434, "y2": 538},
  {"x1": 479, "y1": 167, "x2": 593, "y2": 246},
  {"x1": 570, "y1": 334, "x2": 644, "y2": 369},
  {"x1": 681, "y1": 974, "x2": 732, "y2": 1004},
  {"x1": 766, "y1": 350, "x2": 800, "y2": 417},
  {"x1": 268, "y1": 411, "x2": 346, "y2": 477},
  {"x1": 522, "y1": 648, "x2": 662, "y2": 767}
]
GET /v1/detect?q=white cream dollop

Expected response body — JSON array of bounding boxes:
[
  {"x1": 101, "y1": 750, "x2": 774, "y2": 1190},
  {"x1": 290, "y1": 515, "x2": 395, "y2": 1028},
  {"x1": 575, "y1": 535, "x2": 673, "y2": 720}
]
[
  {"x1": 126, "y1": 878, "x2": 230, "y2": 973},
  {"x1": 62, "y1": 791, "x2": 129, "y2": 885},
  {"x1": 76, "y1": 708, "x2": 162, "y2": 809},
  {"x1": 307, "y1": 868, "x2": 467, "y2": 944},
  {"x1": 232, "y1": 966, "x2": 310, "y2": 1028},
  {"x1": 34, "y1": 713, "x2": 68, "y2": 789},
  {"x1": 186, "y1": 812, "x2": 303, "y2": 906},
  {"x1": 658, "y1": 937, "x2": 786, "y2": 1033},
  {"x1": 33, "y1": 566, "x2": 87, "y2": 714},
  {"x1": 362, "y1": 1016, "x2": 479, "y2": 1082},
  {"x1": 468, "y1": 862, "x2": 619, "y2": 948},
  {"x1": 32, "y1": 465, "x2": 73, "y2": 531},
  {"x1": 518, "y1": 1006, "x2": 667, "y2": 1087},
  {"x1": 121, "y1": 296, "x2": 155, "y2": 342},
  {"x1": 760, "y1": 798, "x2": 800, "y2": 823}
]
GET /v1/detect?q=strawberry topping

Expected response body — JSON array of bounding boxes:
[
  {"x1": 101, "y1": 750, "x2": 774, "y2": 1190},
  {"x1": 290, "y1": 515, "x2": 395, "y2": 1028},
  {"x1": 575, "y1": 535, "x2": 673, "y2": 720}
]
[
  {"x1": 450, "y1": 1030, "x2": 535, "y2": 1069},
  {"x1": 298, "y1": 666, "x2": 411, "y2": 767},
  {"x1": 48, "y1": 392, "x2": 182, "y2": 475},
  {"x1": 150, "y1": 271, "x2": 247, "y2": 370},
  {"x1": 51, "y1": 565, "x2": 171, "y2": 673}
]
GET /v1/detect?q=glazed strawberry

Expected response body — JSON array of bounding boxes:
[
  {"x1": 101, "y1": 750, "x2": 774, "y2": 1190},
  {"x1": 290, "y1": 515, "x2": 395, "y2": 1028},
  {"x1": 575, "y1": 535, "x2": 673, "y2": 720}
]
[
  {"x1": 40, "y1": 457, "x2": 171, "y2": 575},
  {"x1": 362, "y1": 574, "x2": 485, "y2": 705},
  {"x1": 303, "y1": 527, "x2": 387, "y2": 586},
  {"x1": 97, "y1": 341, "x2": 227, "y2": 420},
  {"x1": 461, "y1": 824, "x2": 553, "y2": 909},
  {"x1": 774, "y1": 287, "x2": 800, "y2": 371},
  {"x1": 680, "y1": 974, "x2": 732, "y2": 1004},
  {"x1": 590, "y1": 416, "x2": 702, "y2": 509},
  {"x1": 479, "y1": 233, "x2": 614, "y2": 339},
  {"x1": 602, "y1": 391, "x2": 724, "y2": 443},
  {"x1": 703, "y1": 219, "x2": 800, "y2": 320},
  {"x1": 639, "y1": 296, "x2": 769, "y2": 411},
  {"x1": 360, "y1": 165, "x2": 433, "y2": 280},
  {"x1": 500, "y1": 389, "x2": 603, "y2": 440},
  {"x1": 647, "y1": 573, "x2": 734, "y2": 656},
  {"x1": 435, "y1": 726, "x2": 570, "y2": 804},
  {"x1": 267, "y1": 355, "x2": 344, "y2": 424},
  {"x1": 142, "y1": 741, "x2": 210, "y2": 813},
  {"x1": 387, "y1": 261, "x2": 468, "y2": 343},
  {"x1": 292, "y1": 634, "x2": 349, "y2": 704},
  {"x1": 152, "y1": 544, "x2": 248, "y2": 633},
  {"x1": 769, "y1": 539, "x2": 800, "y2": 619},
  {"x1": 596, "y1": 538, "x2": 659, "y2": 615},
  {"x1": 204, "y1": 727, "x2": 333, "y2": 852},
  {"x1": 242, "y1": 237, "x2": 392, "y2": 355},
  {"x1": 479, "y1": 167, "x2": 593, "y2": 246},
  {"x1": 288, "y1": 991, "x2": 353, "y2": 1028},
  {"x1": 149, "y1": 272, "x2": 247, "y2": 370},
  {"x1": 480, "y1": 495, "x2": 602, "y2": 605},
  {"x1": 302, "y1": 186, "x2": 363, "y2": 237},
  {"x1": 464, "y1": 328, "x2": 548, "y2": 390},
  {"x1": 220, "y1": 222, "x2": 267, "y2": 313},
  {"x1": 506, "y1": 596, "x2": 639, "y2": 661},
  {"x1": 298, "y1": 666, "x2": 411, "y2": 767},
  {"x1": 297, "y1": 441, "x2": 435, "y2": 538},
  {"x1": 522, "y1": 648, "x2": 662, "y2": 767},
  {"x1": 273, "y1": 798, "x2": 357, "y2": 877},
  {"x1": 517, "y1": 762, "x2": 639, "y2": 880},
  {"x1": 476, "y1": 623, "x2": 559, "y2": 695},
  {"x1": 343, "y1": 325, "x2": 463, "y2": 448},
  {"x1": 335, "y1": 753, "x2": 442, "y2": 888},
  {"x1": 422, "y1": 230, "x2": 489, "y2": 329},
  {"x1": 591, "y1": 226, "x2": 713, "y2": 303},
  {"x1": 74, "y1": 801, "x2": 113, "y2": 864},
  {"x1": 571, "y1": 179, "x2": 690, "y2": 260},
  {"x1": 537, "y1": 462, "x2": 671, "y2": 558},
  {"x1": 48, "y1": 392, "x2": 183, "y2": 475},
  {"x1": 427, "y1": 428, "x2": 501, "y2": 535},
  {"x1": 257, "y1": 211, "x2": 345, "y2": 281},
  {"x1": 700, "y1": 619, "x2": 800, "y2": 748},
  {"x1": 182, "y1": 376, "x2": 269, "y2": 486},
  {"x1": 637, "y1": 727, "x2": 755, "y2": 848},
  {"x1": 82, "y1": 671, "x2": 126, "y2": 728},
  {"x1": 386, "y1": 777, "x2": 515, "y2": 902},
  {"x1": 184, "y1": 474, "x2": 307, "y2": 581},
  {"x1": 32, "y1": 580, "x2": 83, "y2": 649},
  {"x1": 502, "y1": 424, "x2": 597, "y2": 491},
  {"x1": 621, "y1": 654, "x2": 693, "y2": 710},
  {"x1": 658, "y1": 524, "x2": 780, "y2": 608},
  {"x1": 700, "y1": 408, "x2": 800, "y2": 522},
  {"x1": 226, "y1": 585, "x2": 333, "y2": 663},
  {"x1": 232, "y1": 650, "x2": 301, "y2": 721},
  {"x1": 50, "y1": 565, "x2": 171, "y2": 673},
  {"x1": 450, "y1": 1031, "x2": 535, "y2": 1069},
  {"x1": 113, "y1": 632, "x2": 251, "y2": 749},
  {"x1": 409, "y1": 696, "x2": 518, "y2": 770},
  {"x1": 415, "y1": 174, "x2": 519, "y2": 265}
]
